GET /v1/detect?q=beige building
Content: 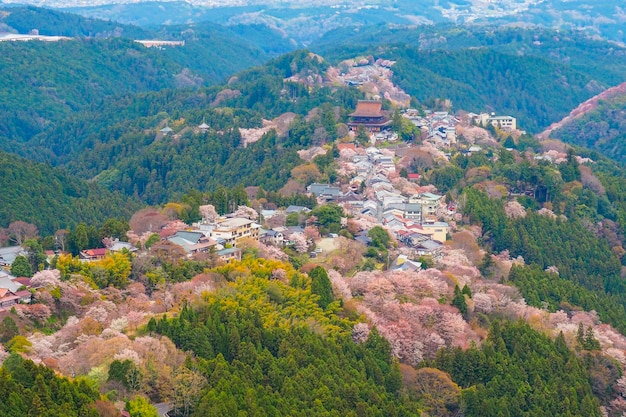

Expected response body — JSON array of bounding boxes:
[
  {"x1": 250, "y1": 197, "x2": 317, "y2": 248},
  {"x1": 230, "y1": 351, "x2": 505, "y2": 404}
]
[
  {"x1": 211, "y1": 218, "x2": 260, "y2": 247},
  {"x1": 474, "y1": 113, "x2": 517, "y2": 131},
  {"x1": 409, "y1": 192, "x2": 444, "y2": 221},
  {"x1": 419, "y1": 222, "x2": 449, "y2": 243}
]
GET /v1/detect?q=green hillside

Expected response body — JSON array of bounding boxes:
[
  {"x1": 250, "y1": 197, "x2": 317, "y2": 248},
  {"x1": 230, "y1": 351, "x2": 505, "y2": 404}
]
[
  {"x1": 0, "y1": 5, "x2": 150, "y2": 38},
  {"x1": 0, "y1": 36, "x2": 278, "y2": 153},
  {"x1": 389, "y1": 47, "x2": 601, "y2": 133},
  {"x1": 25, "y1": 51, "x2": 361, "y2": 203},
  {"x1": 0, "y1": 150, "x2": 140, "y2": 235},
  {"x1": 551, "y1": 94, "x2": 626, "y2": 164},
  {"x1": 313, "y1": 25, "x2": 626, "y2": 132}
]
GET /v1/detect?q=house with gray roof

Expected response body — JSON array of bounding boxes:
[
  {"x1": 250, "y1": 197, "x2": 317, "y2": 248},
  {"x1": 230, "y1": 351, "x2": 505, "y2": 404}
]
[
  {"x1": 0, "y1": 246, "x2": 25, "y2": 268},
  {"x1": 167, "y1": 230, "x2": 218, "y2": 255},
  {"x1": 285, "y1": 205, "x2": 311, "y2": 214},
  {"x1": 389, "y1": 255, "x2": 422, "y2": 273},
  {"x1": 307, "y1": 183, "x2": 341, "y2": 199}
]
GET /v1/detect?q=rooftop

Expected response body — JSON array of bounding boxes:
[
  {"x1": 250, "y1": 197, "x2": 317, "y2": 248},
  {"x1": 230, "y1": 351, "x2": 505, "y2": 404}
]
[
  {"x1": 218, "y1": 217, "x2": 255, "y2": 228},
  {"x1": 350, "y1": 100, "x2": 384, "y2": 118}
]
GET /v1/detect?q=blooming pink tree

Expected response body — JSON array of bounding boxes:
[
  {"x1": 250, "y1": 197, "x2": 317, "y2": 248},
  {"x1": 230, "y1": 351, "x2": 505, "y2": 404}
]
[
  {"x1": 290, "y1": 233, "x2": 308, "y2": 253},
  {"x1": 30, "y1": 269, "x2": 61, "y2": 288}
]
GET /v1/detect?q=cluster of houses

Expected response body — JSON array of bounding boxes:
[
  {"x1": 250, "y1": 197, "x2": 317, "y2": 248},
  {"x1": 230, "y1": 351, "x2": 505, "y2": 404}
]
[
  {"x1": 0, "y1": 100, "x2": 503, "y2": 307},
  {"x1": 307, "y1": 141, "x2": 451, "y2": 266},
  {"x1": 0, "y1": 270, "x2": 32, "y2": 310},
  {"x1": 403, "y1": 109, "x2": 459, "y2": 148},
  {"x1": 0, "y1": 247, "x2": 32, "y2": 309}
]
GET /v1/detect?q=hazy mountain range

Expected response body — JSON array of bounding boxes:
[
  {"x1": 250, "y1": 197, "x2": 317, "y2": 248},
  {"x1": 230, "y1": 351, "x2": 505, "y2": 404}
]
[{"x1": 1, "y1": 0, "x2": 624, "y2": 45}]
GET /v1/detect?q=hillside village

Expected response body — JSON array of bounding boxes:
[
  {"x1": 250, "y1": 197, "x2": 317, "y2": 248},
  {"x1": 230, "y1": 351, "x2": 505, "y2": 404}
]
[
  {"x1": 3, "y1": 78, "x2": 626, "y2": 417},
  {"x1": 0, "y1": 99, "x2": 520, "y2": 307}
]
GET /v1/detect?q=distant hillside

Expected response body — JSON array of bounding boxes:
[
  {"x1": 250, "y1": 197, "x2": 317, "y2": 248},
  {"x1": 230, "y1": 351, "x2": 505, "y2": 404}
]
[
  {"x1": 313, "y1": 25, "x2": 626, "y2": 85},
  {"x1": 23, "y1": 50, "x2": 361, "y2": 204},
  {"x1": 543, "y1": 83, "x2": 626, "y2": 164},
  {"x1": 0, "y1": 30, "x2": 277, "y2": 153},
  {"x1": 389, "y1": 47, "x2": 607, "y2": 133},
  {"x1": 313, "y1": 25, "x2": 626, "y2": 133},
  {"x1": 0, "y1": 5, "x2": 150, "y2": 38},
  {"x1": 55, "y1": 0, "x2": 626, "y2": 44},
  {"x1": 0, "y1": 150, "x2": 140, "y2": 235}
]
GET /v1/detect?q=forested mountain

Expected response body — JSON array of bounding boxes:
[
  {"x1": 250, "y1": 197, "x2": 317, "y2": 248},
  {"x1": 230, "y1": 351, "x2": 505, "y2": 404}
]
[
  {"x1": 14, "y1": 50, "x2": 361, "y2": 203},
  {"x1": 0, "y1": 31, "x2": 283, "y2": 153},
  {"x1": 45, "y1": 0, "x2": 626, "y2": 44},
  {"x1": 4, "y1": 3, "x2": 626, "y2": 417},
  {"x1": 0, "y1": 38, "x2": 183, "y2": 149},
  {"x1": 313, "y1": 25, "x2": 626, "y2": 84},
  {"x1": 390, "y1": 47, "x2": 600, "y2": 133},
  {"x1": 0, "y1": 5, "x2": 150, "y2": 38},
  {"x1": 312, "y1": 25, "x2": 626, "y2": 133},
  {"x1": 0, "y1": 150, "x2": 140, "y2": 235},
  {"x1": 548, "y1": 90, "x2": 626, "y2": 165}
]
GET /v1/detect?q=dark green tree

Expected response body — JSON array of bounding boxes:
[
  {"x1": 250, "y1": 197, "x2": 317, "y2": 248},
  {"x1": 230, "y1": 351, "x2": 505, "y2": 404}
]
[
  {"x1": 70, "y1": 223, "x2": 89, "y2": 254},
  {"x1": 0, "y1": 317, "x2": 19, "y2": 343},
  {"x1": 368, "y1": 226, "x2": 391, "y2": 249},
  {"x1": 10, "y1": 255, "x2": 32, "y2": 278},
  {"x1": 23, "y1": 239, "x2": 47, "y2": 273},
  {"x1": 99, "y1": 218, "x2": 130, "y2": 240},
  {"x1": 309, "y1": 266, "x2": 333, "y2": 309},
  {"x1": 452, "y1": 285, "x2": 468, "y2": 316}
]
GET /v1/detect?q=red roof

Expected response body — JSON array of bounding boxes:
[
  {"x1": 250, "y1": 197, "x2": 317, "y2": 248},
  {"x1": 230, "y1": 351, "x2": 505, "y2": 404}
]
[
  {"x1": 337, "y1": 143, "x2": 357, "y2": 152},
  {"x1": 350, "y1": 101, "x2": 384, "y2": 117},
  {"x1": 408, "y1": 173, "x2": 421, "y2": 179},
  {"x1": 13, "y1": 277, "x2": 31, "y2": 287},
  {"x1": 83, "y1": 248, "x2": 107, "y2": 257}
]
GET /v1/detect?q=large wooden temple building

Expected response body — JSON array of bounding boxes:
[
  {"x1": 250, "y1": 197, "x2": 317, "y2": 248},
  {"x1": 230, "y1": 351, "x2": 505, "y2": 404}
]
[{"x1": 348, "y1": 100, "x2": 391, "y2": 132}]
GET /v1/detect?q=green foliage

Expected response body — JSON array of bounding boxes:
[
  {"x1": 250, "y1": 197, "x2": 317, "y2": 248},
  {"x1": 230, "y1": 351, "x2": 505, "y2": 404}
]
[
  {"x1": 153, "y1": 258, "x2": 421, "y2": 416},
  {"x1": 0, "y1": 354, "x2": 102, "y2": 417},
  {"x1": 417, "y1": 255, "x2": 434, "y2": 269},
  {"x1": 465, "y1": 188, "x2": 626, "y2": 333},
  {"x1": 0, "y1": 151, "x2": 140, "y2": 236},
  {"x1": 431, "y1": 321, "x2": 602, "y2": 417},
  {"x1": 70, "y1": 223, "x2": 91, "y2": 254},
  {"x1": 204, "y1": 185, "x2": 249, "y2": 216},
  {"x1": 0, "y1": 316, "x2": 19, "y2": 343},
  {"x1": 285, "y1": 212, "x2": 301, "y2": 227},
  {"x1": 552, "y1": 94, "x2": 626, "y2": 164},
  {"x1": 144, "y1": 233, "x2": 160, "y2": 249},
  {"x1": 5, "y1": 335, "x2": 31, "y2": 353},
  {"x1": 368, "y1": 226, "x2": 391, "y2": 249},
  {"x1": 125, "y1": 396, "x2": 159, "y2": 417},
  {"x1": 98, "y1": 218, "x2": 130, "y2": 240},
  {"x1": 509, "y1": 265, "x2": 626, "y2": 335},
  {"x1": 451, "y1": 285, "x2": 468, "y2": 316},
  {"x1": 310, "y1": 204, "x2": 343, "y2": 234},
  {"x1": 576, "y1": 323, "x2": 602, "y2": 352},
  {"x1": 0, "y1": 6, "x2": 150, "y2": 38},
  {"x1": 109, "y1": 359, "x2": 143, "y2": 392},
  {"x1": 427, "y1": 165, "x2": 464, "y2": 193},
  {"x1": 23, "y1": 238, "x2": 47, "y2": 273},
  {"x1": 10, "y1": 255, "x2": 32, "y2": 278},
  {"x1": 309, "y1": 266, "x2": 334, "y2": 309}
]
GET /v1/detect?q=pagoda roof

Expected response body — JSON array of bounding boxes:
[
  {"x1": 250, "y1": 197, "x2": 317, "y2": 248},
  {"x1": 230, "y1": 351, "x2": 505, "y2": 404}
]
[{"x1": 350, "y1": 100, "x2": 384, "y2": 117}]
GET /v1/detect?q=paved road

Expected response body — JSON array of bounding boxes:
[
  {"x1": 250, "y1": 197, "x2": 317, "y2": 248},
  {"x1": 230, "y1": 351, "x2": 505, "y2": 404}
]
[{"x1": 154, "y1": 403, "x2": 172, "y2": 417}]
